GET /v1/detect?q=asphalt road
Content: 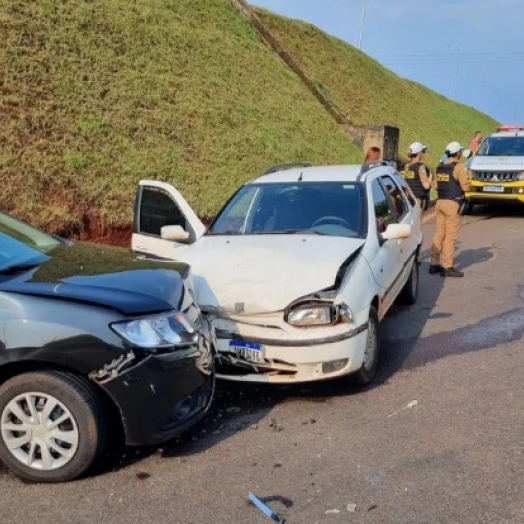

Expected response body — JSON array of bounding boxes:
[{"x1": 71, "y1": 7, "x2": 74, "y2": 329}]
[{"x1": 2, "y1": 203, "x2": 524, "y2": 524}]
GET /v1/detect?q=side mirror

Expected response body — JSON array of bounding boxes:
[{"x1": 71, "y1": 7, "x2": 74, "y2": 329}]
[
  {"x1": 161, "y1": 225, "x2": 190, "y2": 243},
  {"x1": 381, "y1": 223, "x2": 412, "y2": 241},
  {"x1": 462, "y1": 149, "x2": 472, "y2": 159}
]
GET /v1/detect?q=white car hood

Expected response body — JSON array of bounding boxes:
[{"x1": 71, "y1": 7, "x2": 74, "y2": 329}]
[
  {"x1": 180, "y1": 235, "x2": 365, "y2": 314},
  {"x1": 469, "y1": 156, "x2": 524, "y2": 171}
]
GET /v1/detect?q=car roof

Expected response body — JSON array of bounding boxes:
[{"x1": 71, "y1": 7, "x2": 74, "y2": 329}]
[
  {"x1": 489, "y1": 131, "x2": 524, "y2": 138},
  {"x1": 248, "y1": 164, "x2": 397, "y2": 184}
]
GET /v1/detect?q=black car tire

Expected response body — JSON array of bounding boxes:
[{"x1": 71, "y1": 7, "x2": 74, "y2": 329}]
[
  {"x1": 396, "y1": 258, "x2": 419, "y2": 306},
  {"x1": 354, "y1": 306, "x2": 380, "y2": 386},
  {"x1": 0, "y1": 371, "x2": 108, "y2": 482},
  {"x1": 461, "y1": 200, "x2": 474, "y2": 216}
]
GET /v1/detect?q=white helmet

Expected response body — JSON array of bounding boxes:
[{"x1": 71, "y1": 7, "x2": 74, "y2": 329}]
[
  {"x1": 408, "y1": 142, "x2": 427, "y2": 155},
  {"x1": 445, "y1": 141, "x2": 463, "y2": 155}
]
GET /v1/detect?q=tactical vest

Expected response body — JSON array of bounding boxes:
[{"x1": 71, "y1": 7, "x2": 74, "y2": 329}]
[
  {"x1": 436, "y1": 161, "x2": 463, "y2": 201},
  {"x1": 400, "y1": 162, "x2": 425, "y2": 197}
]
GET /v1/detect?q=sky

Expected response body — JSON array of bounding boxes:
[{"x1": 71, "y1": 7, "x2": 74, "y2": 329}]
[{"x1": 249, "y1": 0, "x2": 524, "y2": 125}]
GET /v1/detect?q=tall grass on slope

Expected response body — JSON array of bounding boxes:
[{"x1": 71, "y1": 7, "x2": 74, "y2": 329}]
[{"x1": 0, "y1": 0, "x2": 358, "y2": 235}]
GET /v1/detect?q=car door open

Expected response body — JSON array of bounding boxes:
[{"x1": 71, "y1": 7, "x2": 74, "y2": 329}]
[{"x1": 132, "y1": 180, "x2": 205, "y2": 259}]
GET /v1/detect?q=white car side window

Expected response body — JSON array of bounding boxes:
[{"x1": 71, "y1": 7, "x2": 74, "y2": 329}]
[
  {"x1": 380, "y1": 176, "x2": 408, "y2": 221},
  {"x1": 371, "y1": 179, "x2": 395, "y2": 234}
]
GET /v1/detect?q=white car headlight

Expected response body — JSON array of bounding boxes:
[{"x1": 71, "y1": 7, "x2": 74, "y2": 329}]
[
  {"x1": 287, "y1": 305, "x2": 334, "y2": 326},
  {"x1": 111, "y1": 312, "x2": 198, "y2": 349}
]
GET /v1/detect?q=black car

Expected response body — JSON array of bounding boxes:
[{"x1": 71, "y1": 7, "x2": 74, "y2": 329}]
[{"x1": 0, "y1": 211, "x2": 214, "y2": 482}]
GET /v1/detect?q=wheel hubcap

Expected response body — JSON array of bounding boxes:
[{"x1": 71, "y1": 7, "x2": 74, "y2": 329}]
[
  {"x1": 1, "y1": 393, "x2": 79, "y2": 470},
  {"x1": 363, "y1": 319, "x2": 377, "y2": 371}
]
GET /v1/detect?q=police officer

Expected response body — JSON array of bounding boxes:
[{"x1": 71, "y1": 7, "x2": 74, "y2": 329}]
[
  {"x1": 401, "y1": 142, "x2": 433, "y2": 209},
  {"x1": 429, "y1": 141, "x2": 471, "y2": 277}
]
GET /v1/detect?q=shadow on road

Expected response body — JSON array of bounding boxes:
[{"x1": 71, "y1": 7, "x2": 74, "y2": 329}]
[
  {"x1": 376, "y1": 252, "x2": 446, "y2": 384},
  {"x1": 90, "y1": 378, "x2": 363, "y2": 478}
]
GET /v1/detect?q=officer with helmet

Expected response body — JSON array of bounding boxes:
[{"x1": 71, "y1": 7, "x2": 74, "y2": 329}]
[
  {"x1": 401, "y1": 142, "x2": 433, "y2": 209},
  {"x1": 429, "y1": 141, "x2": 471, "y2": 277}
]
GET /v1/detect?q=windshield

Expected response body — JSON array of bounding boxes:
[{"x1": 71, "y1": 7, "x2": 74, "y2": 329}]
[
  {"x1": 209, "y1": 182, "x2": 366, "y2": 238},
  {"x1": 476, "y1": 137, "x2": 524, "y2": 156},
  {"x1": 0, "y1": 212, "x2": 60, "y2": 272}
]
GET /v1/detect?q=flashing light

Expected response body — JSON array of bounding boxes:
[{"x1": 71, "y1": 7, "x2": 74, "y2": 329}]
[{"x1": 496, "y1": 125, "x2": 524, "y2": 132}]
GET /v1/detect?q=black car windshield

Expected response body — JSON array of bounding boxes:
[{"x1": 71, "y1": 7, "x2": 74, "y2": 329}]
[
  {"x1": 208, "y1": 182, "x2": 366, "y2": 238},
  {"x1": 476, "y1": 137, "x2": 524, "y2": 156},
  {"x1": 0, "y1": 212, "x2": 60, "y2": 271}
]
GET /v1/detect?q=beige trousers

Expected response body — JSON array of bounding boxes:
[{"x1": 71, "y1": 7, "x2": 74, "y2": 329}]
[{"x1": 430, "y1": 199, "x2": 461, "y2": 268}]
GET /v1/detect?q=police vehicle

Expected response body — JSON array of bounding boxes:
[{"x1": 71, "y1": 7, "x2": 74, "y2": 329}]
[{"x1": 463, "y1": 125, "x2": 524, "y2": 214}]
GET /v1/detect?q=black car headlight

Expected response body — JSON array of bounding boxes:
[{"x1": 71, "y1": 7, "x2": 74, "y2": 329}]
[
  {"x1": 286, "y1": 303, "x2": 353, "y2": 327},
  {"x1": 111, "y1": 312, "x2": 198, "y2": 349}
]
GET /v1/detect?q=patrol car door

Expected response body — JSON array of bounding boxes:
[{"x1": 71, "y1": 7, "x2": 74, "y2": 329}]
[
  {"x1": 367, "y1": 178, "x2": 404, "y2": 315},
  {"x1": 132, "y1": 180, "x2": 205, "y2": 260}
]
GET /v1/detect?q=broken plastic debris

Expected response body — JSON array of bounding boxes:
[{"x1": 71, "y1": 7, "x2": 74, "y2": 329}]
[
  {"x1": 248, "y1": 492, "x2": 286, "y2": 523},
  {"x1": 347, "y1": 503, "x2": 357, "y2": 512},
  {"x1": 325, "y1": 508, "x2": 341, "y2": 514},
  {"x1": 387, "y1": 400, "x2": 418, "y2": 418}
]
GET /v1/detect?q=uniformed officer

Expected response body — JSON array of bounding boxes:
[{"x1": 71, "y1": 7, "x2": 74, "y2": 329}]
[
  {"x1": 401, "y1": 142, "x2": 433, "y2": 210},
  {"x1": 429, "y1": 141, "x2": 471, "y2": 277}
]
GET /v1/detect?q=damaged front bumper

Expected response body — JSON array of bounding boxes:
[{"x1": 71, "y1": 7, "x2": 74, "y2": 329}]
[
  {"x1": 91, "y1": 336, "x2": 214, "y2": 446},
  {"x1": 212, "y1": 310, "x2": 369, "y2": 384}
]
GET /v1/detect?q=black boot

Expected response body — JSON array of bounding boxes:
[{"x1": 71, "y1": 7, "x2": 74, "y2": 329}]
[
  {"x1": 440, "y1": 267, "x2": 464, "y2": 277},
  {"x1": 428, "y1": 264, "x2": 441, "y2": 274}
]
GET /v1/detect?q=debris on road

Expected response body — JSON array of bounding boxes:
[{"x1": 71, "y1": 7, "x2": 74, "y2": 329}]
[
  {"x1": 269, "y1": 417, "x2": 284, "y2": 432},
  {"x1": 325, "y1": 508, "x2": 341, "y2": 514},
  {"x1": 248, "y1": 492, "x2": 286, "y2": 523},
  {"x1": 387, "y1": 400, "x2": 418, "y2": 418},
  {"x1": 347, "y1": 503, "x2": 357, "y2": 512}
]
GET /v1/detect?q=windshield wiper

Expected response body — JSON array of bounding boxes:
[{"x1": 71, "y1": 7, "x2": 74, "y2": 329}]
[{"x1": 254, "y1": 229, "x2": 329, "y2": 235}]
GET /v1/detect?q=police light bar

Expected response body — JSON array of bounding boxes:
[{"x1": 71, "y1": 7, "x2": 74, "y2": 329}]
[{"x1": 497, "y1": 125, "x2": 524, "y2": 131}]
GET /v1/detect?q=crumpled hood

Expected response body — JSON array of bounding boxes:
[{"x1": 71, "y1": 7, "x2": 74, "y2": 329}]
[
  {"x1": 0, "y1": 242, "x2": 187, "y2": 315},
  {"x1": 181, "y1": 235, "x2": 365, "y2": 314},
  {"x1": 469, "y1": 156, "x2": 524, "y2": 171}
]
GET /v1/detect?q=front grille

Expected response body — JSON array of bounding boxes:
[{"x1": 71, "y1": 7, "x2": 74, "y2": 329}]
[{"x1": 473, "y1": 171, "x2": 520, "y2": 182}]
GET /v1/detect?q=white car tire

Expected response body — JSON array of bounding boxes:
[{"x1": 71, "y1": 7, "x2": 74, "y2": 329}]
[
  {"x1": 397, "y1": 258, "x2": 419, "y2": 306},
  {"x1": 354, "y1": 306, "x2": 380, "y2": 386}
]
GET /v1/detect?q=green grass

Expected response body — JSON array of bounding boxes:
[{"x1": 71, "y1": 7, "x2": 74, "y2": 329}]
[
  {"x1": 255, "y1": 8, "x2": 498, "y2": 169},
  {"x1": 0, "y1": 0, "x2": 497, "y2": 236}
]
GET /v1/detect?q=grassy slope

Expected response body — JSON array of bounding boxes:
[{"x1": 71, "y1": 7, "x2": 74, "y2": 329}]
[
  {"x1": 256, "y1": 9, "x2": 498, "y2": 168},
  {"x1": 0, "y1": 0, "x2": 358, "y2": 234},
  {"x1": 1, "y1": 1, "x2": 498, "y2": 235}
]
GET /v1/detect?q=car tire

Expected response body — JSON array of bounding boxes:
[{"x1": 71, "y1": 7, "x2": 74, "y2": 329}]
[
  {"x1": 396, "y1": 257, "x2": 419, "y2": 306},
  {"x1": 0, "y1": 371, "x2": 108, "y2": 482},
  {"x1": 460, "y1": 200, "x2": 474, "y2": 216},
  {"x1": 354, "y1": 306, "x2": 380, "y2": 386}
]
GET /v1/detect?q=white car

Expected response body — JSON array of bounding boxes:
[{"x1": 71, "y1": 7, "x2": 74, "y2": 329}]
[{"x1": 132, "y1": 162, "x2": 423, "y2": 385}]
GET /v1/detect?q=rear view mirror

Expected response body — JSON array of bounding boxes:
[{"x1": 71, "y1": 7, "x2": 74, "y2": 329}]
[
  {"x1": 381, "y1": 223, "x2": 412, "y2": 241},
  {"x1": 161, "y1": 225, "x2": 190, "y2": 242}
]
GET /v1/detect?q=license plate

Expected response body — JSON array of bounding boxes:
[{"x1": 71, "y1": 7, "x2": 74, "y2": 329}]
[
  {"x1": 483, "y1": 185, "x2": 504, "y2": 193},
  {"x1": 228, "y1": 341, "x2": 264, "y2": 363}
]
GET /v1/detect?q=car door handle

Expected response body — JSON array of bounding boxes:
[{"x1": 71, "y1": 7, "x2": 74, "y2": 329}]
[{"x1": 136, "y1": 245, "x2": 148, "y2": 251}]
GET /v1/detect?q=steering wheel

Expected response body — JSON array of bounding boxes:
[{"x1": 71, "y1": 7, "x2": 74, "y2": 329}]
[{"x1": 312, "y1": 216, "x2": 353, "y2": 229}]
